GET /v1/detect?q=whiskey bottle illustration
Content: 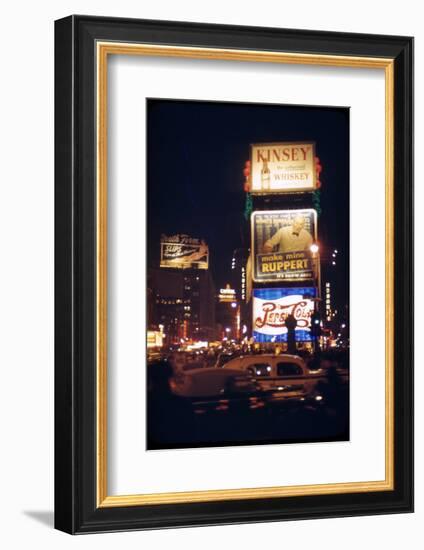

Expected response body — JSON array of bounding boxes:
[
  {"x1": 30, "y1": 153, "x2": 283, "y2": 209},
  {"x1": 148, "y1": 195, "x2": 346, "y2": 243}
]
[{"x1": 261, "y1": 160, "x2": 271, "y2": 190}]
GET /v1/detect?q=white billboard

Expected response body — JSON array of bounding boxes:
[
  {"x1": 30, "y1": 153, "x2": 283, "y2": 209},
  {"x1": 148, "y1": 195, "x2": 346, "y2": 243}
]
[
  {"x1": 160, "y1": 234, "x2": 208, "y2": 270},
  {"x1": 250, "y1": 142, "x2": 316, "y2": 194}
]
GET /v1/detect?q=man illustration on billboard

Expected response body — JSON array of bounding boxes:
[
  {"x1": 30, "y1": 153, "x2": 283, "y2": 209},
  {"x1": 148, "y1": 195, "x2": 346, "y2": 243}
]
[{"x1": 262, "y1": 215, "x2": 313, "y2": 253}]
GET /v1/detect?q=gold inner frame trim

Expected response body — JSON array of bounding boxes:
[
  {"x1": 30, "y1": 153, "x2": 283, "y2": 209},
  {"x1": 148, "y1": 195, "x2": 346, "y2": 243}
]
[{"x1": 96, "y1": 42, "x2": 394, "y2": 508}]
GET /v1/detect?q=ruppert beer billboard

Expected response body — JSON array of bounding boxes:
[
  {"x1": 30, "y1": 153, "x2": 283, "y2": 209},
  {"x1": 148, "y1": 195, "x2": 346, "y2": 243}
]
[
  {"x1": 252, "y1": 287, "x2": 316, "y2": 342},
  {"x1": 250, "y1": 141, "x2": 316, "y2": 194},
  {"x1": 160, "y1": 234, "x2": 209, "y2": 270},
  {"x1": 251, "y1": 209, "x2": 317, "y2": 283}
]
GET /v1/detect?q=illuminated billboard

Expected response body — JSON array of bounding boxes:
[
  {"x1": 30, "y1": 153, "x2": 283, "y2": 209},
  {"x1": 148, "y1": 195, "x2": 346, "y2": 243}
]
[
  {"x1": 147, "y1": 330, "x2": 163, "y2": 348},
  {"x1": 218, "y1": 284, "x2": 236, "y2": 303},
  {"x1": 251, "y1": 209, "x2": 317, "y2": 283},
  {"x1": 160, "y1": 234, "x2": 208, "y2": 270},
  {"x1": 252, "y1": 287, "x2": 316, "y2": 342},
  {"x1": 250, "y1": 142, "x2": 316, "y2": 194}
]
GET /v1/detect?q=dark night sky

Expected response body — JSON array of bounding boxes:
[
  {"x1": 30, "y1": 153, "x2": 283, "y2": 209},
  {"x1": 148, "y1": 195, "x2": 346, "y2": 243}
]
[{"x1": 147, "y1": 98, "x2": 349, "y2": 306}]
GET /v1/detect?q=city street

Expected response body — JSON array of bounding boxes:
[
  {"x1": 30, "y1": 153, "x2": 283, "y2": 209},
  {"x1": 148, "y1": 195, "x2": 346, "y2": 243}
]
[{"x1": 147, "y1": 349, "x2": 349, "y2": 450}]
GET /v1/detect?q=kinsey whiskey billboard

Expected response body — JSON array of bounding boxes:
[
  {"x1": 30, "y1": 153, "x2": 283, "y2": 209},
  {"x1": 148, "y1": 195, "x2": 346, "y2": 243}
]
[
  {"x1": 251, "y1": 209, "x2": 317, "y2": 283},
  {"x1": 250, "y1": 141, "x2": 316, "y2": 194},
  {"x1": 252, "y1": 287, "x2": 316, "y2": 342},
  {"x1": 160, "y1": 234, "x2": 209, "y2": 270}
]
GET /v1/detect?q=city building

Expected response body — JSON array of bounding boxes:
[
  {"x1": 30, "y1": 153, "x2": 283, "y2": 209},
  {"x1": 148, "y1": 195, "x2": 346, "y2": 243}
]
[
  {"x1": 182, "y1": 269, "x2": 216, "y2": 341},
  {"x1": 320, "y1": 247, "x2": 349, "y2": 345},
  {"x1": 230, "y1": 248, "x2": 250, "y2": 336},
  {"x1": 148, "y1": 267, "x2": 216, "y2": 343},
  {"x1": 215, "y1": 284, "x2": 240, "y2": 340}
]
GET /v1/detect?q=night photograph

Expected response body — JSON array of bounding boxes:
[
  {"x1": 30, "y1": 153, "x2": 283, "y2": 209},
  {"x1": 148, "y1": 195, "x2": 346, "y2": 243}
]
[{"x1": 146, "y1": 98, "x2": 350, "y2": 450}]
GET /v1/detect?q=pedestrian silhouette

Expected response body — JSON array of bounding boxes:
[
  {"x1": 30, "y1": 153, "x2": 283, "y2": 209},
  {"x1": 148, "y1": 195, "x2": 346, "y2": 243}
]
[{"x1": 285, "y1": 313, "x2": 297, "y2": 354}]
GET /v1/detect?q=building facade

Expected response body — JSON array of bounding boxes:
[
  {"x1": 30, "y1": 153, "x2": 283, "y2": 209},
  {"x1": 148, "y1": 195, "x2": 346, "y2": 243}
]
[{"x1": 148, "y1": 267, "x2": 216, "y2": 343}]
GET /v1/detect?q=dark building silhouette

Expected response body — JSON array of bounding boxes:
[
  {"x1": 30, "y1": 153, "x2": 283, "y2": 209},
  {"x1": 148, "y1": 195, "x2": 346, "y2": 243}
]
[
  {"x1": 149, "y1": 267, "x2": 216, "y2": 343},
  {"x1": 215, "y1": 284, "x2": 239, "y2": 340}
]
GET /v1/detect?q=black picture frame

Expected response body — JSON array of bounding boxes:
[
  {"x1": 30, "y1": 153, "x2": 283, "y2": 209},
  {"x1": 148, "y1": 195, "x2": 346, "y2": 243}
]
[{"x1": 55, "y1": 15, "x2": 413, "y2": 534}]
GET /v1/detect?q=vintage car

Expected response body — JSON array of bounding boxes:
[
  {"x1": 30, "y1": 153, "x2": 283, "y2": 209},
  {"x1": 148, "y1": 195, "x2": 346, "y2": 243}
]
[{"x1": 221, "y1": 354, "x2": 324, "y2": 397}]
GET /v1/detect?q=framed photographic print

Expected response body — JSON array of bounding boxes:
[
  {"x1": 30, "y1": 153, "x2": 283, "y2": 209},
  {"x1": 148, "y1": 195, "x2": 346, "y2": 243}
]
[{"x1": 54, "y1": 15, "x2": 413, "y2": 533}]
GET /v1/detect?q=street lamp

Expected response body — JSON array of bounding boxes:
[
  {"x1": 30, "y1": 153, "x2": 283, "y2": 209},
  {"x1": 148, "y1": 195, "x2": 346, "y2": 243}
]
[
  {"x1": 309, "y1": 242, "x2": 321, "y2": 298},
  {"x1": 309, "y1": 242, "x2": 322, "y2": 359}
]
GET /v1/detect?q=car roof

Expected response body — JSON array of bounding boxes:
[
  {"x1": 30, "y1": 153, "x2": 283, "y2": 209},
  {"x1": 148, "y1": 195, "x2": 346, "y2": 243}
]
[
  {"x1": 181, "y1": 367, "x2": 247, "y2": 377},
  {"x1": 236, "y1": 354, "x2": 303, "y2": 361}
]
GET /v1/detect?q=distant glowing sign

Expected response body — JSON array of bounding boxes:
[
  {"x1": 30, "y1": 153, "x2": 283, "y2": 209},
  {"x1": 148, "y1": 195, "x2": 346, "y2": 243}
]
[
  {"x1": 250, "y1": 142, "x2": 316, "y2": 194},
  {"x1": 252, "y1": 287, "x2": 316, "y2": 342},
  {"x1": 219, "y1": 284, "x2": 236, "y2": 303},
  {"x1": 147, "y1": 330, "x2": 163, "y2": 348},
  {"x1": 241, "y1": 266, "x2": 246, "y2": 300},
  {"x1": 325, "y1": 282, "x2": 332, "y2": 321},
  {"x1": 160, "y1": 234, "x2": 208, "y2": 270},
  {"x1": 186, "y1": 341, "x2": 208, "y2": 350},
  {"x1": 252, "y1": 209, "x2": 317, "y2": 283}
]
